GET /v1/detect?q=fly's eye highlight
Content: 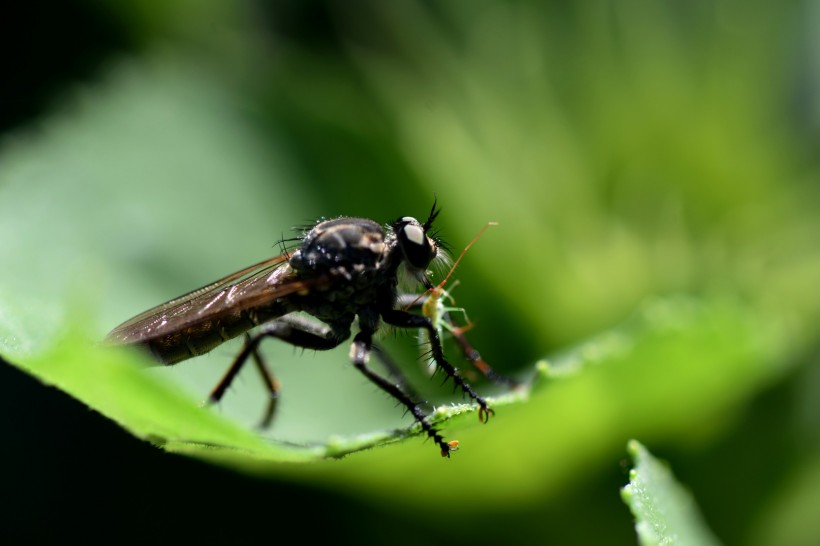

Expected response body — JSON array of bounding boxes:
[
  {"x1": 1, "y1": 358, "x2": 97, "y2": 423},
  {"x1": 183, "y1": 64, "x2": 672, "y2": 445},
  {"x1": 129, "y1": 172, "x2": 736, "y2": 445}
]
[{"x1": 397, "y1": 217, "x2": 436, "y2": 269}]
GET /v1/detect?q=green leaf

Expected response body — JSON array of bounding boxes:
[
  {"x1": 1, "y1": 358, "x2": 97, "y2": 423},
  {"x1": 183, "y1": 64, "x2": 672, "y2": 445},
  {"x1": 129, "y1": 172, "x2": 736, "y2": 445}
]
[
  {"x1": 0, "y1": 52, "x2": 797, "y2": 509},
  {"x1": 0, "y1": 52, "x2": 528, "y2": 463},
  {"x1": 622, "y1": 440, "x2": 722, "y2": 546}
]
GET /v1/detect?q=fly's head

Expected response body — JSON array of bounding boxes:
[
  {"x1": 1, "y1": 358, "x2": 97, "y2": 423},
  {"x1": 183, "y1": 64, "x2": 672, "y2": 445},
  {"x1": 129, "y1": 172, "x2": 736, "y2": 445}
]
[{"x1": 391, "y1": 202, "x2": 448, "y2": 289}]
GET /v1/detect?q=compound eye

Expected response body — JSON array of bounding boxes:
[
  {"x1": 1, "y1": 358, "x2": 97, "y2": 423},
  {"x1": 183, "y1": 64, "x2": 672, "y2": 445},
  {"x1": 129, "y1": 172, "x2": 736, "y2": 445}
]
[{"x1": 397, "y1": 218, "x2": 436, "y2": 269}]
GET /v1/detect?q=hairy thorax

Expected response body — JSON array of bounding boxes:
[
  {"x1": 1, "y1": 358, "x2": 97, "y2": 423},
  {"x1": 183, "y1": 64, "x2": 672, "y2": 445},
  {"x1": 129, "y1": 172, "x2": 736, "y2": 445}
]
[{"x1": 287, "y1": 217, "x2": 397, "y2": 324}]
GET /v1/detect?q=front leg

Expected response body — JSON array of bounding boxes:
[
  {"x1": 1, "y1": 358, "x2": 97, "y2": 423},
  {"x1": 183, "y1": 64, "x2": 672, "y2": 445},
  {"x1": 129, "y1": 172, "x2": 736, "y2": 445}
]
[
  {"x1": 396, "y1": 293, "x2": 520, "y2": 389},
  {"x1": 381, "y1": 309, "x2": 494, "y2": 423},
  {"x1": 350, "y1": 330, "x2": 457, "y2": 457}
]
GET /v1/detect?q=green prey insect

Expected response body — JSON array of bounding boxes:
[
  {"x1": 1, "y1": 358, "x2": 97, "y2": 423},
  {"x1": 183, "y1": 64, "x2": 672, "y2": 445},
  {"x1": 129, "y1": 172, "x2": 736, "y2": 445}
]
[{"x1": 400, "y1": 222, "x2": 517, "y2": 387}]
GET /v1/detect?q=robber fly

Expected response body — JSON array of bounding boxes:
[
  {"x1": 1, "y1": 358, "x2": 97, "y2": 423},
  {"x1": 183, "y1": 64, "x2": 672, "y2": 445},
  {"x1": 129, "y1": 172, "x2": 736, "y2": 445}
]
[{"x1": 106, "y1": 202, "x2": 493, "y2": 457}]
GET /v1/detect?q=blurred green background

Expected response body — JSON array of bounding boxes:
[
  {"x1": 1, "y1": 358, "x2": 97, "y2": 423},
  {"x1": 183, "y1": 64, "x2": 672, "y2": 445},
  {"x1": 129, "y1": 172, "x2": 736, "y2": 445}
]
[{"x1": 1, "y1": 1, "x2": 819, "y2": 544}]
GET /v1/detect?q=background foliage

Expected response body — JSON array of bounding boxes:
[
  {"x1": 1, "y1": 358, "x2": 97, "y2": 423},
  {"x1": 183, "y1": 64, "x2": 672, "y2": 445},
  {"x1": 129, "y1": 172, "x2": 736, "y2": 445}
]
[{"x1": 1, "y1": 1, "x2": 819, "y2": 544}]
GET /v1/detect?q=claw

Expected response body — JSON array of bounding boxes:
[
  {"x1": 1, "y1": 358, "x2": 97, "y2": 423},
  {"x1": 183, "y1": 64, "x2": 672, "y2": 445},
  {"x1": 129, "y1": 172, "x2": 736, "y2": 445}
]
[{"x1": 478, "y1": 405, "x2": 495, "y2": 423}]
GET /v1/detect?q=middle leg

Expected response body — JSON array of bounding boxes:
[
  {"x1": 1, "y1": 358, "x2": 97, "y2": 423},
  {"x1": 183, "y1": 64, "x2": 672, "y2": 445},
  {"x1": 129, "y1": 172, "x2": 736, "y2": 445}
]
[{"x1": 350, "y1": 330, "x2": 457, "y2": 457}]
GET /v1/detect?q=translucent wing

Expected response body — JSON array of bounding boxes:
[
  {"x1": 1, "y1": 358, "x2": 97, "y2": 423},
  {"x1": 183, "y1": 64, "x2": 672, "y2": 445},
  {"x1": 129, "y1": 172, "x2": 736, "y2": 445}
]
[{"x1": 106, "y1": 254, "x2": 322, "y2": 345}]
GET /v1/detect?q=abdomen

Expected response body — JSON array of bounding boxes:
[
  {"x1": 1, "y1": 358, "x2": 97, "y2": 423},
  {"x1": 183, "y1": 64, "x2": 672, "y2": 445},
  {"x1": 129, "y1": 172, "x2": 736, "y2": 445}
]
[{"x1": 141, "y1": 302, "x2": 289, "y2": 364}]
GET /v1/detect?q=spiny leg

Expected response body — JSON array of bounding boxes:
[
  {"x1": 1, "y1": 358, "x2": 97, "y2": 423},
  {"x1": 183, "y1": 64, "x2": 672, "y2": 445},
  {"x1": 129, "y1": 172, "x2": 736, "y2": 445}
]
[
  {"x1": 439, "y1": 308, "x2": 521, "y2": 389},
  {"x1": 208, "y1": 317, "x2": 344, "y2": 426},
  {"x1": 371, "y1": 343, "x2": 423, "y2": 402},
  {"x1": 382, "y1": 308, "x2": 494, "y2": 423},
  {"x1": 351, "y1": 331, "x2": 456, "y2": 457},
  {"x1": 397, "y1": 293, "x2": 519, "y2": 389}
]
